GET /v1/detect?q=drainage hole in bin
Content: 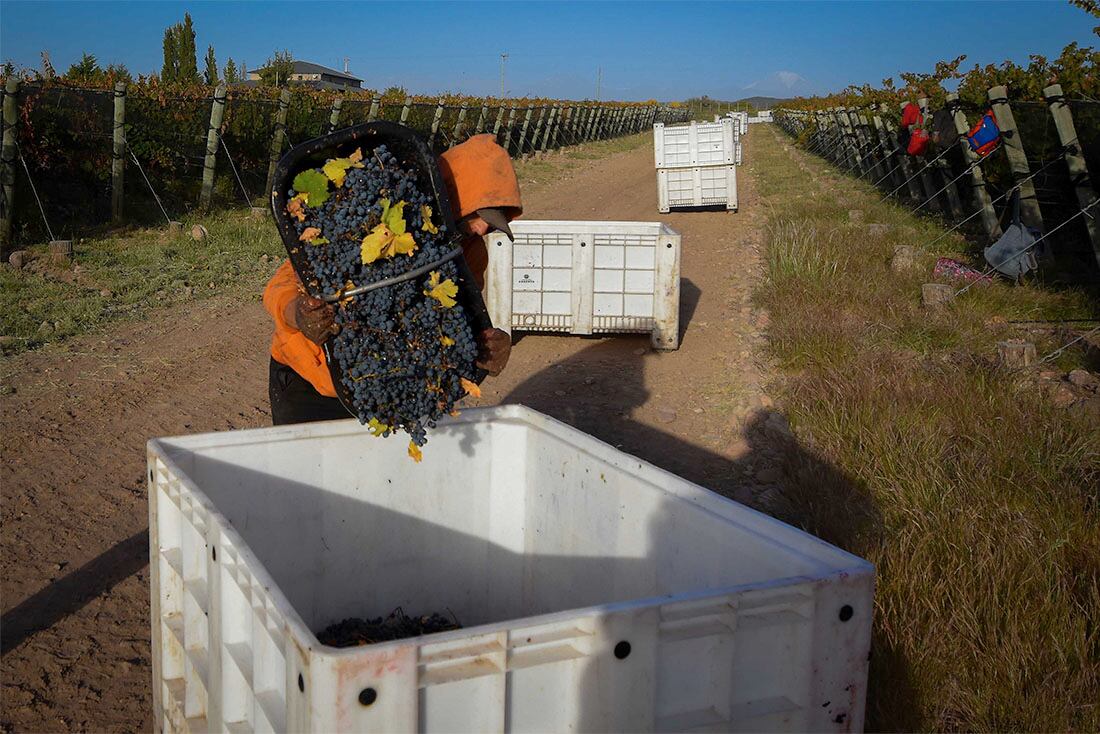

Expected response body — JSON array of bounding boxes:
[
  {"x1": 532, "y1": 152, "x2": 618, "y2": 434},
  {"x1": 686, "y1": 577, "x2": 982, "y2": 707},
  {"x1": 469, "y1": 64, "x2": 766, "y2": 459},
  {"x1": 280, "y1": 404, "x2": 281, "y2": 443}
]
[
  {"x1": 580, "y1": 241, "x2": 587, "y2": 247},
  {"x1": 666, "y1": 242, "x2": 673, "y2": 248},
  {"x1": 839, "y1": 605, "x2": 854, "y2": 622},
  {"x1": 614, "y1": 641, "x2": 631, "y2": 659},
  {"x1": 148, "y1": 469, "x2": 153, "y2": 482},
  {"x1": 359, "y1": 687, "x2": 377, "y2": 706},
  {"x1": 298, "y1": 674, "x2": 304, "y2": 692},
  {"x1": 211, "y1": 547, "x2": 217, "y2": 561}
]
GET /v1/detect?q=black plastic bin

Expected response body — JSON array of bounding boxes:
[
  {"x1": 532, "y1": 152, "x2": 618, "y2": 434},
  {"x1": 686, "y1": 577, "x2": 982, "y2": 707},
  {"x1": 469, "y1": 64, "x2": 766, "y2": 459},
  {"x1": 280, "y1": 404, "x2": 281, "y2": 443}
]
[{"x1": 269, "y1": 121, "x2": 491, "y2": 412}]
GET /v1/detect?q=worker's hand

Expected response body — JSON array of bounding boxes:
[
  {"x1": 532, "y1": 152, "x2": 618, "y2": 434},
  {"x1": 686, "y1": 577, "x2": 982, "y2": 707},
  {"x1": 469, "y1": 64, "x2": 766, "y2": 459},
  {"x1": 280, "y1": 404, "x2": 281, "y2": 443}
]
[
  {"x1": 286, "y1": 294, "x2": 338, "y2": 345},
  {"x1": 476, "y1": 328, "x2": 511, "y2": 376}
]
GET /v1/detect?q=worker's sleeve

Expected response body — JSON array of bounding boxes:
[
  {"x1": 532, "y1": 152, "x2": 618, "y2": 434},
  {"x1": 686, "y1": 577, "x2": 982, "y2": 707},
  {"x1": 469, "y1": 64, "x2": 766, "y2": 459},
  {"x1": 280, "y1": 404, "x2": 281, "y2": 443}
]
[{"x1": 263, "y1": 259, "x2": 303, "y2": 333}]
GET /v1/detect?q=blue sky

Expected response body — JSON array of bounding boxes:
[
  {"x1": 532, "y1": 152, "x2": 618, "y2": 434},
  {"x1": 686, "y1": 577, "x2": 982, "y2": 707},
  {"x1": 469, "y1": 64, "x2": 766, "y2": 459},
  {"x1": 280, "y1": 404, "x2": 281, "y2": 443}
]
[{"x1": 0, "y1": 1, "x2": 1093, "y2": 100}]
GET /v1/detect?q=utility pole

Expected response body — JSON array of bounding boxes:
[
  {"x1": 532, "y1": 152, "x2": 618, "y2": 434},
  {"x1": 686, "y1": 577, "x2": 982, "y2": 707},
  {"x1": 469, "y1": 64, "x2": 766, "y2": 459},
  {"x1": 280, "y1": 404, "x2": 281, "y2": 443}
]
[
  {"x1": 596, "y1": 67, "x2": 602, "y2": 101},
  {"x1": 500, "y1": 53, "x2": 508, "y2": 98}
]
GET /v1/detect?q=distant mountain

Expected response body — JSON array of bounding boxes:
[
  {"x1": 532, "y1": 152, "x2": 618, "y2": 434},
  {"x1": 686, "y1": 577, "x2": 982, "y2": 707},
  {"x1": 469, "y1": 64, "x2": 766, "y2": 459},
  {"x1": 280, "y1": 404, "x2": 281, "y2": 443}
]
[{"x1": 733, "y1": 96, "x2": 790, "y2": 110}]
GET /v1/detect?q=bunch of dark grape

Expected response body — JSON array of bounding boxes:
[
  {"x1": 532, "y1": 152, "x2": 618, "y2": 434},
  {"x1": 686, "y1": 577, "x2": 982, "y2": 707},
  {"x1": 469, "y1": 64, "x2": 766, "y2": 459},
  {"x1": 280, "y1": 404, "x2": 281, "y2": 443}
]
[{"x1": 285, "y1": 144, "x2": 480, "y2": 460}]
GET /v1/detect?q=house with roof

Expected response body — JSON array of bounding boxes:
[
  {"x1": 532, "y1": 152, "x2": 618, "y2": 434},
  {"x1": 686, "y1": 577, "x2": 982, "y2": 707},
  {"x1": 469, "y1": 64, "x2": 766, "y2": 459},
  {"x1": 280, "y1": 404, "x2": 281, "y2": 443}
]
[{"x1": 244, "y1": 60, "x2": 363, "y2": 90}]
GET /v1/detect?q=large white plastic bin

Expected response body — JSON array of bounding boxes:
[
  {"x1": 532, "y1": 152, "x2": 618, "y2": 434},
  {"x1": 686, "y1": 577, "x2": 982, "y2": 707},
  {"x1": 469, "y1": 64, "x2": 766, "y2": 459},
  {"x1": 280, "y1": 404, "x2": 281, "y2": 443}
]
[
  {"x1": 653, "y1": 120, "x2": 736, "y2": 169},
  {"x1": 657, "y1": 165, "x2": 738, "y2": 213},
  {"x1": 148, "y1": 405, "x2": 874, "y2": 734},
  {"x1": 484, "y1": 220, "x2": 681, "y2": 349}
]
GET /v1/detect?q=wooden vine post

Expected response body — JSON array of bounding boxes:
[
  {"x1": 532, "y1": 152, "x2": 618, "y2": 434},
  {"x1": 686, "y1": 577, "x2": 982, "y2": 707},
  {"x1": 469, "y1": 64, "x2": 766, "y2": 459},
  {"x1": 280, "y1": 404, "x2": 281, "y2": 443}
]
[
  {"x1": 427, "y1": 102, "x2": 445, "y2": 149},
  {"x1": 475, "y1": 104, "x2": 488, "y2": 134},
  {"x1": 199, "y1": 83, "x2": 227, "y2": 211},
  {"x1": 1, "y1": 77, "x2": 18, "y2": 258},
  {"x1": 914, "y1": 98, "x2": 943, "y2": 211},
  {"x1": 491, "y1": 105, "x2": 505, "y2": 140},
  {"x1": 946, "y1": 92, "x2": 999, "y2": 239},
  {"x1": 367, "y1": 95, "x2": 381, "y2": 122},
  {"x1": 1044, "y1": 83, "x2": 1100, "y2": 268},
  {"x1": 327, "y1": 95, "x2": 343, "y2": 134},
  {"x1": 264, "y1": 88, "x2": 291, "y2": 199},
  {"x1": 453, "y1": 103, "x2": 468, "y2": 142},
  {"x1": 529, "y1": 107, "x2": 546, "y2": 155},
  {"x1": 517, "y1": 107, "x2": 533, "y2": 155},
  {"x1": 988, "y1": 85, "x2": 1044, "y2": 231},
  {"x1": 110, "y1": 81, "x2": 127, "y2": 223},
  {"x1": 399, "y1": 96, "x2": 412, "y2": 124},
  {"x1": 540, "y1": 106, "x2": 557, "y2": 152}
]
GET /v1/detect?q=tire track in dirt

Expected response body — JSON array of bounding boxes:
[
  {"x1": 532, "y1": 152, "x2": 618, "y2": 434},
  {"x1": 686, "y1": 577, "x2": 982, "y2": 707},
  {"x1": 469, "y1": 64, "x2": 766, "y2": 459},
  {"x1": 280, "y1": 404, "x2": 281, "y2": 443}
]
[{"x1": 0, "y1": 131, "x2": 781, "y2": 732}]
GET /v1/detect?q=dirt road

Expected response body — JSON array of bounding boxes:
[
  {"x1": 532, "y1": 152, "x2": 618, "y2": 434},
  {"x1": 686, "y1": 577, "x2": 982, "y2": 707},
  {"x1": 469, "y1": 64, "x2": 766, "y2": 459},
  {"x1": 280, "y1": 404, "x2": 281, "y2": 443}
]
[{"x1": 1, "y1": 131, "x2": 783, "y2": 731}]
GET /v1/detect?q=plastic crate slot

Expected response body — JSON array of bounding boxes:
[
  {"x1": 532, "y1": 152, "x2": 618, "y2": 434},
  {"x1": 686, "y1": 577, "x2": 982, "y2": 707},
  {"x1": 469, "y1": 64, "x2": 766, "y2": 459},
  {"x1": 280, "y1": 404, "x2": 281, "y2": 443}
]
[
  {"x1": 508, "y1": 624, "x2": 593, "y2": 648},
  {"x1": 163, "y1": 612, "x2": 186, "y2": 649},
  {"x1": 255, "y1": 689, "x2": 287, "y2": 732},
  {"x1": 185, "y1": 643, "x2": 211, "y2": 687},
  {"x1": 224, "y1": 641, "x2": 255, "y2": 683},
  {"x1": 185, "y1": 577, "x2": 209, "y2": 613},
  {"x1": 507, "y1": 641, "x2": 588, "y2": 672},
  {"x1": 738, "y1": 609, "x2": 812, "y2": 630},
  {"x1": 419, "y1": 654, "x2": 505, "y2": 687},
  {"x1": 224, "y1": 720, "x2": 252, "y2": 734},
  {"x1": 419, "y1": 638, "x2": 505, "y2": 665},
  {"x1": 161, "y1": 547, "x2": 184, "y2": 578}
]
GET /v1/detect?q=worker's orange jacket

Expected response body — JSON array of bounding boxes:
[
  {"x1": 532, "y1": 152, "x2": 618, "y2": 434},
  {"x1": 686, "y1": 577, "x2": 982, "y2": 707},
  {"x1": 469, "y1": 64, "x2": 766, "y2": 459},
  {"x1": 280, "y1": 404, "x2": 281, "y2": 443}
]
[{"x1": 263, "y1": 134, "x2": 522, "y2": 397}]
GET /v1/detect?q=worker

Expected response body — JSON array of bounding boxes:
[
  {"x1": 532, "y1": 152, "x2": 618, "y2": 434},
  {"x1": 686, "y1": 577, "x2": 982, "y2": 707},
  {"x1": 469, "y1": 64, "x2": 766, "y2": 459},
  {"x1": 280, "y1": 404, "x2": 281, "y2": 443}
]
[{"x1": 263, "y1": 133, "x2": 522, "y2": 425}]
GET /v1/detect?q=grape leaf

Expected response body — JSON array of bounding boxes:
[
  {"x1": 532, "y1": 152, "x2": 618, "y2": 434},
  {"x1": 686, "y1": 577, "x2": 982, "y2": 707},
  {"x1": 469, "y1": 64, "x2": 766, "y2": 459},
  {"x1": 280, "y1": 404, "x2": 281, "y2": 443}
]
[
  {"x1": 420, "y1": 205, "x2": 439, "y2": 234},
  {"x1": 424, "y1": 270, "x2": 458, "y2": 308},
  {"x1": 321, "y1": 148, "x2": 366, "y2": 187},
  {"x1": 407, "y1": 441, "x2": 423, "y2": 463},
  {"x1": 367, "y1": 418, "x2": 390, "y2": 437},
  {"x1": 309, "y1": 237, "x2": 329, "y2": 246},
  {"x1": 460, "y1": 377, "x2": 481, "y2": 398},
  {"x1": 299, "y1": 227, "x2": 321, "y2": 242},
  {"x1": 360, "y1": 199, "x2": 416, "y2": 263},
  {"x1": 292, "y1": 169, "x2": 329, "y2": 206}
]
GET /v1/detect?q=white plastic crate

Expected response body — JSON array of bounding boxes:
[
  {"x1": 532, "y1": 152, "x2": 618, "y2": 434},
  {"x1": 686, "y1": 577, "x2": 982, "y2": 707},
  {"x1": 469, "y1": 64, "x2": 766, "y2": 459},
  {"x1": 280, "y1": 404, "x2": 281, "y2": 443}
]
[
  {"x1": 148, "y1": 405, "x2": 874, "y2": 734},
  {"x1": 653, "y1": 120, "x2": 736, "y2": 169},
  {"x1": 657, "y1": 165, "x2": 738, "y2": 213},
  {"x1": 484, "y1": 220, "x2": 681, "y2": 349}
]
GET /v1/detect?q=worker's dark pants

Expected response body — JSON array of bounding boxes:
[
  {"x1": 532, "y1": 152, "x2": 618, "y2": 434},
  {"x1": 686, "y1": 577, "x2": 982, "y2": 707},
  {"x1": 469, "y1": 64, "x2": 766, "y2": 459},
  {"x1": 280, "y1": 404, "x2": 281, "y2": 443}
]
[{"x1": 269, "y1": 358, "x2": 351, "y2": 425}]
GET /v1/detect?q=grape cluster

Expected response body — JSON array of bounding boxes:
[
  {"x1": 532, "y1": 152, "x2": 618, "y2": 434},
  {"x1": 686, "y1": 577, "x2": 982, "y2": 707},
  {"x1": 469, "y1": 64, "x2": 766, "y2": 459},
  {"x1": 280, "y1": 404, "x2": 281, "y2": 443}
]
[{"x1": 287, "y1": 144, "x2": 479, "y2": 452}]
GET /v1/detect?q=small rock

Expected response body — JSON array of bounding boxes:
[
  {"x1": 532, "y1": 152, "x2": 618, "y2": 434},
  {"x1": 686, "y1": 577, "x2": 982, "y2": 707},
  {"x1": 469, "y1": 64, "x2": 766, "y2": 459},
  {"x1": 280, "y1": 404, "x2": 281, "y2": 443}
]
[
  {"x1": 554, "y1": 390, "x2": 566, "y2": 397},
  {"x1": 1068, "y1": 369, "x2": 1096, "y2": 387},
  {"x1": 997, "y1": 339, "x2": 1036, "y2": 369},
  {"x1": 583, "y1": 377, "x2": 596, "y2": 386},
  {"x1": 99, "y1": 289, "x2": 113, "y2": 298},
  {"x1": 693, "y1": 407, "x2": 703, "y2": 414},
  {"x1": 8, "y1": 250, "x2": 27, "y2": 269},
  {"x1": 183, "y1": 286, "x2": 194, "y2": 297},
  {"x1": 759, "y1": 394, "x2": 774, "y2": 408},
  {"x1": 259, "y1": 254, "x2": 270, "y2": 264},
  {"x1": 866, "y1": 223, "x2": 889, "y2": 236},
  {"x1": 37, "y1": 320, "x2": 54, "y2": 335},
  {"x1": 72, "y1": 264, "x2": 84, "y2": 275},
  {"x1": 191, "y1": 224, "x2": 209, "y2": 241},
  {"x1": 892, "y1": 245, "x2": 921, "y2": 273},
  {"x1": 848, "y1": 209, "x2": 864, "y2": 222},
  {"x1": 0, "y1": 335, "x2": 16, "y2": 348},
  {"x1": 656, "y1": 407, "x2": 677, "y2": 424},
  {"x1": 632, "y1": 347, "x2": 647, "y2": 356},
  {"x1": 755, "y1": 466, "x2": 783, "y2": 484},
  {"x1": 1051, "y1": 384, "x2": 1078, "y2": 408},
  {"x1": 53, "y1": 321, "x2": 62, "y2": 331},
  {"x1": 1039, "y1": 370, "x2": 1060, "y2": 381},
  {"x1": 922, "y1": 283, "x2": 954, "y2": 307}
]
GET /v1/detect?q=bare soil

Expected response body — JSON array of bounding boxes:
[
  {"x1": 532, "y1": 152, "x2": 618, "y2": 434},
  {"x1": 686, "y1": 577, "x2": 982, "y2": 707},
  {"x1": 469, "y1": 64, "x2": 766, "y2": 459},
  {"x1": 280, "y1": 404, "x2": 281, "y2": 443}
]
[{"x1": 0, "y1": 132, "x2": 786, "y2": 732}]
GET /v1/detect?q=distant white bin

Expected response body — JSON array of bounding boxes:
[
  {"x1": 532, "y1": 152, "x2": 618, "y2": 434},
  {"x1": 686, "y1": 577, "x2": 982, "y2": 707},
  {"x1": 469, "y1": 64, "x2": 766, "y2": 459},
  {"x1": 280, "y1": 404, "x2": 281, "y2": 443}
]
[
  {"x1": 148, "y1": 405, "x2": 874, "y2": 734},
  {"x1": 484, "y1": 220, "x2": 682, "y2": 349},
  {"x1": 653, "y1": 120, "x2": 737, "y2": 169},
  {"x1": 657, "y1": 165, "x2": 738, "y2": 213}
]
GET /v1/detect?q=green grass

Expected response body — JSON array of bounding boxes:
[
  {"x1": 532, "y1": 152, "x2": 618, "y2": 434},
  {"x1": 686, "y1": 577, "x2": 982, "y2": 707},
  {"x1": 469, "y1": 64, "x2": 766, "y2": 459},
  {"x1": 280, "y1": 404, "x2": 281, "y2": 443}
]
[
  {"x1": 0, "y1": 209, "x2": 284, "y2": 355},
  {"x1": 756, "y1": 127, "x2": 1100, "y2": 731}
]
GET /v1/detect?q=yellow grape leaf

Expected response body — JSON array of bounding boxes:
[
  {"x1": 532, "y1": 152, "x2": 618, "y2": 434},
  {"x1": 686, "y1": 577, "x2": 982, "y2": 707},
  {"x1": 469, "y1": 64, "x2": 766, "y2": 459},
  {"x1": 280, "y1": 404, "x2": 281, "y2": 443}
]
[
  {"x1": 299, "y1": 226, "x2": 321, "y2": 242},
  {"x1": 360, "y1": 199, "x2": 417, "y2": 263},
  {"x1": 322, "y1": 159, "x2": 348, "y2": 187},
  {"x1": 408, "y1": 441, "x2": 423, "y2": 463},
  {"x1": 348, "y1": 147, "x2": 364, "y2": 163},
  {"x1": 366, "y1": 418, "x2": 389, "y2": 437},
  {"x1": 360, "y1": 225, "x2": 392, "y2": 264},
  {"x1": 440, "y1": 335, "x2": 455, "y2": 346},
  {"x1": 420, "y1": 205, "x2": 439, "y2": 234},
  {"x1": 449, "y1": 409, "x2": 461, "y2": 417},
  {"x1": 309, "y1": 237, "x2": 329, "y2": 246},
  {"x1": 286, "y1": 194, "x2": 307, "y2": 222},
  {"x1": 424, "y1": 270, "x2": 458, "y2": 308},
  {"x1": 460, "y1": 377, "x2": 481, "y2": 398}
]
